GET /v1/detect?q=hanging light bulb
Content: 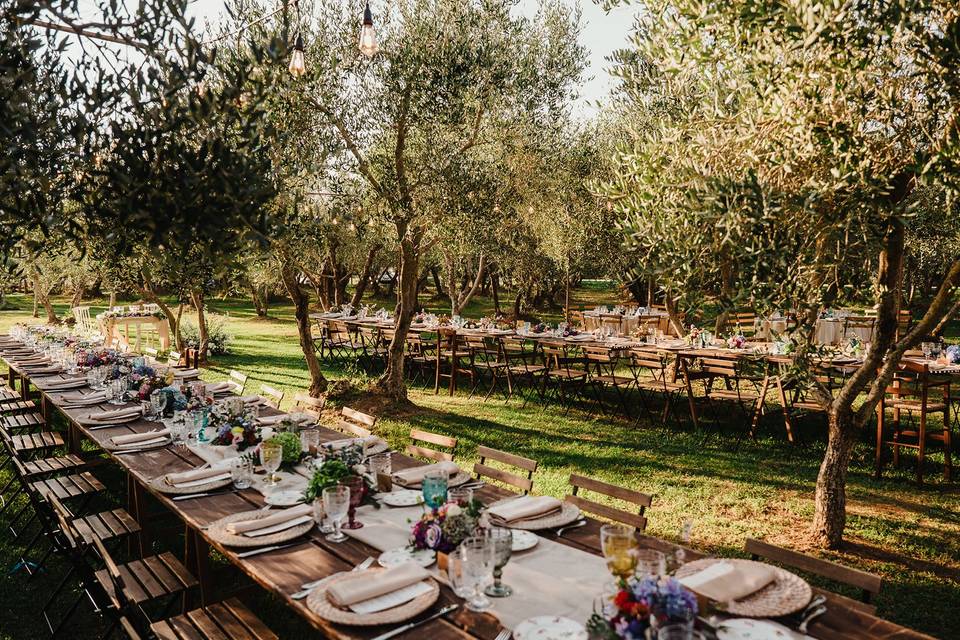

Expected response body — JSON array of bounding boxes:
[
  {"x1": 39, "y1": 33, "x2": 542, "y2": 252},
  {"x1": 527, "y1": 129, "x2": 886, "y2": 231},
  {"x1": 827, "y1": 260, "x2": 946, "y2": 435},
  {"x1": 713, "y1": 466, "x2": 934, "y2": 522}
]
[
  {"x1": 359, "y1": 2, "x2": 378, "y2": 57},
  {"x1": 289, "y1": 34, "x2": 306, "y2": 77}
]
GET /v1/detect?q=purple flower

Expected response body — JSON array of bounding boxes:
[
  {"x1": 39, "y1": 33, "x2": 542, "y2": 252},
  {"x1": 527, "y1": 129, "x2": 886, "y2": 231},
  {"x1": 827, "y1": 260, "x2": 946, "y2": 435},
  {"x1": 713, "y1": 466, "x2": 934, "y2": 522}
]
[{"x1": 423, "y1": 523, "x2": 442, "y2": 549}]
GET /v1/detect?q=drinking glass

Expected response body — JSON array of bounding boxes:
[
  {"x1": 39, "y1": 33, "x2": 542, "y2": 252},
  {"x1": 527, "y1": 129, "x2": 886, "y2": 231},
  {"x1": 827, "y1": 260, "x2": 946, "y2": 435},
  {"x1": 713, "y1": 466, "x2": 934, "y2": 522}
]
[
  {"x1": 484, "y1": 527, "x2": 513, "y2": 598},
  {"x1": 86, "y1": 369, "x2": 99, "y2": 389},
  {"x1": 368, "y1": 451, "x2": 392, "y2": 476},
  {"x1": 447, "y1": 546, "x2": 474, "y2": 598},
  {"x1": 260, "y1": 440, "x2": 283, "y2": 487},
  {"x1": 150, "y1": 390, "x2": 167, "y2": 421},
  {"x1": 421, "y1": 469, "x2": 449, "y2": 510},
  {"x1": 460, "y1": 535, "x2": 494, "y2": 612},
  {"x1": 109, "y1": 378, "x2": 126, "y2": 405},
  {"x1": 141, "y1": 400, "x2": 154, "y2": 421},
  {"x1": 230, "y1": 457, "x2": 253, "y2": 489},
  {"x1": 601, "y1": 524, "x2": 638, "y2": 582},
  {"x1": 169, "y1": 415, "x2": 188, "y2": 447},
  {"x1": 322, "y1": 485, "x2": 350, "y2": 543},
  {"x1": 448, "y1": 486, "x2": 473, "y2": 506},
  {"x1": 922, "y1": 342, "x2": 933, "y2": 359},
  {"x1": 656, "y1": 622, "x2": 696, "y2": 640},
  {"x1": 342, "y1": 475, "x2": 365, "y2": 529},
  {"x1": 634, "y1": 548, "x2": 666, "y2": 578},
  {"x1": 300, "y1": 427, "x2": 320, "y2": 459}
]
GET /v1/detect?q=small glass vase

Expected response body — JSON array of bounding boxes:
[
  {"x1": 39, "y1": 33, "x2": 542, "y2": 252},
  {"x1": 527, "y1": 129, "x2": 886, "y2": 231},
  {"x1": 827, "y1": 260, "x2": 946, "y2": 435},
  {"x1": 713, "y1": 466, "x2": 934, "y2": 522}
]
[{"x1": 342, "y1": 476, "x2": 365, "y2": 530}]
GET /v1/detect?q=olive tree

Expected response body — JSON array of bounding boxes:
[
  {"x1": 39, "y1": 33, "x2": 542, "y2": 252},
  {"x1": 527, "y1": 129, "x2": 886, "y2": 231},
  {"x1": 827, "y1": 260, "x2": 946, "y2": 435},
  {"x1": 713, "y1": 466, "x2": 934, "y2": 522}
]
[{"x1": 603, "y1": 0, "x2": 960, "y2": 547}]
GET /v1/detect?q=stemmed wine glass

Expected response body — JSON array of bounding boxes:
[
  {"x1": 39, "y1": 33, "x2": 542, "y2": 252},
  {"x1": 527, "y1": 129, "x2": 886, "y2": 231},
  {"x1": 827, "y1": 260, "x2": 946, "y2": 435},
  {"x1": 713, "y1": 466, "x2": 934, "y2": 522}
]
[
  {"x1": 601, "y1": 524, "x2": 638, "y2": 584},
  {"x1": 460, "y1": 535, "x2": 494, "y2": 612},
  {"x1": 260, "y1": 440, "x2": 283, "y2": 487},
  {"x1": 322, "y1": 485, "x2": 350, "y2": 543},
  {"x1": 484, "y1": 527, "x2": 514, "y2": 598}
]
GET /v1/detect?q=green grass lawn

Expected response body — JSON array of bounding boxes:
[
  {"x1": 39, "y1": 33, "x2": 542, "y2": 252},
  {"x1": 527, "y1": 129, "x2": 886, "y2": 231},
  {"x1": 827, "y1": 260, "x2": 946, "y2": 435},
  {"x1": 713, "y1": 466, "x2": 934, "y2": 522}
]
[{"x1": 0, "y1": 291, "x2": 958, "y2": 638}]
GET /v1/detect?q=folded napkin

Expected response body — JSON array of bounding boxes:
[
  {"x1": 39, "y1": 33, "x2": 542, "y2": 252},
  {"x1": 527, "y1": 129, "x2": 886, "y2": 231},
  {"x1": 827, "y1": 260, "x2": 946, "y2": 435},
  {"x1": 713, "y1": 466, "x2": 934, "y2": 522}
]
[
  {"x1": 88, "y1": 406, "x2": 142, "y2": 422},
  {"x1": 165, "y1": 467, "x2": 229, "y2": 487},
  {"x1": 391, "y1": 461, "x2": 460, "y2": 487},
  {"x1": 324, "y1": 435, "x2": 381, "y2": 451},
  {"x1": 206, "y1": 382, "x2": 232, "y2": 394},
  {"x1": 110, "y1": 429, "x2": 170, "y2": 446},
  {"x1": 326, "y1": 563, "x2": 430, "y2": 608},
  {"x1": 61, "y1": 391, "x2": 108, "y2": 404},
  {"x1": 173, "y1": 368, "x2": 200, "y2": 378},
  {"x1": 13, "y1": 356, "x2": 49, "y2": 365},
  {"x1": 37, "y1": 378, "x2": 87, "y2": 390},
  {"x1": 225, "y1": 503, "x2": 314, "y2": 535},
  {"x1": 678, "y1": 561, "x2": 776, "y2": 603},
  {"x1": 23, "y1": 366, "x2": 63, "y2": 374},
  {"x1": 258, "y1": 413, "x2": 310, "y2": 426},
  {"x1": 486, "y1": 495, "x2": 562, "y2": 525},
  {"x1": 238, "y1": 395, "x2": 264, "y2": 405}
]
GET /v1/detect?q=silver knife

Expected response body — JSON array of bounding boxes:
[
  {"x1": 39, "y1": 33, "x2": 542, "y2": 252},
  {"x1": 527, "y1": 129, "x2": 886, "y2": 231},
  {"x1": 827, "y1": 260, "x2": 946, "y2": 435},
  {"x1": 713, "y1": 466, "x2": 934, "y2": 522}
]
[
  {"x1": 369, "y1": 604, "x2": 459, "y2": 640},
  {"x1": 172, "y1": 491, "x2": 231, "y2": 501}
]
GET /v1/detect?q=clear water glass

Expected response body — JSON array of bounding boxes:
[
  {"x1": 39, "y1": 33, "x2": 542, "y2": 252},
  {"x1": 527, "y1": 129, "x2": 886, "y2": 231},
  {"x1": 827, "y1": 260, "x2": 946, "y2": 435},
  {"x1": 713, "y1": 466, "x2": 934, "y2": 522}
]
[
  {"x1": 484, "y1": 527, "x2": 513, "y2": 598},
  {"x1": 447, "y1": 486, "x2": 473, "y2": 506},
  {"x1": 300, "y1": 427, "x2": 320, "y2": 457},
  {"x1": 421, "y1": 469, "x2": 449, "y2": 509},
  {"x1": 367, "y1": 452, "x2": 392, "y2": 476},
  {"x1": 141, "y1": 400, "x2": 154, "y2": 421},
  {"x1": 230, "y1": 457, "x2": 253, "y2": 489},
  {"x1": 150, "y1": 390, "x2": 167, "y2": 421},
  {"x1": 109, "y1": 378, "x2": 126, "y2": 405},
  {"x1": 461, "y1": 535, "x2": 494, "y2": 612},
  {"x1": 447, "y1": 547, "x2": 474, "y2": 598},
  {"x1": 322, "y1": 485, "x2": 350, "y2": 543},
  {"x1": 635, "y1": 548, "x2": 667, "y2": 578}
]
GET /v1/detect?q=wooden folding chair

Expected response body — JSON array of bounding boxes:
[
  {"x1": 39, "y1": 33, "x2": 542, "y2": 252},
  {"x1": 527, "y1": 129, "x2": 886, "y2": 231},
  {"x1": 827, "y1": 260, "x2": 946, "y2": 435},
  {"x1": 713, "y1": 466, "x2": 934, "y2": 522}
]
[
  {"x1": 167, "y1": 350, "x2": 183, "y2": 367},
  {"x1": 629, "y1": 347, "x2": 693, "y2": 430},
  {"x1": 583, "y1": 345, "x2": 635, "y2": 417},
  {"x1": 292, "y1": 393, "x2": 325, "y2": 419},
  {"x1": 745, "y1": 538, "x2": 882, "y2": 614},
  {"x1": 723, "y1": 311, "x2": 758, "y2": 337},
  {"x1": 566, "y1": 474, "x2": 652, "y2": 530},
  {"x1": 540, "y1": 340, "x2": 589, "y2": 413},
  {"x1": 226, "y1": 370, "x2": 248, "y2": 395},
  {"x1": 260, "y1": 384, "x2": 285, "y2": 409},
  {"x1": 335, "y1": 406, "x2": 376, "y2": 438},
  {"x1": 473, "y1": 445, "x2": 538, "y2": 494},
  {"x1": 406, "y1": 429, "x2": 458, "y2": 463},
  {"x1": 150, "y1": 597, "x2": 279, "y2": 640},
  {"x1": 875, "y1": 360, "x2": 952, "y2": 483}
]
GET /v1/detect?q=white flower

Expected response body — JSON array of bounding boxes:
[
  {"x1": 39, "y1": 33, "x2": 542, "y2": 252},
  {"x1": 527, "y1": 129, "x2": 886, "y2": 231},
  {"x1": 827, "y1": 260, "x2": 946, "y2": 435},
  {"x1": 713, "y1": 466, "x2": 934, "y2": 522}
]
[
  {"x1": 352, "y1": 464, "x2": 367, "y2": 475},
  {"x1": 445, "y1": 504, "x2": 463, "y2": 517}
]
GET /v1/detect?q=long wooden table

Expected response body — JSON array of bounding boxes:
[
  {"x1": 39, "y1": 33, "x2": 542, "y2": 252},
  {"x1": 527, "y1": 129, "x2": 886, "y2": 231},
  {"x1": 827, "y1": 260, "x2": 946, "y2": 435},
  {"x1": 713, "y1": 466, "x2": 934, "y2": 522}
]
[{"x1": 0, "y1": 348, "x2": 934, "y2": 640}]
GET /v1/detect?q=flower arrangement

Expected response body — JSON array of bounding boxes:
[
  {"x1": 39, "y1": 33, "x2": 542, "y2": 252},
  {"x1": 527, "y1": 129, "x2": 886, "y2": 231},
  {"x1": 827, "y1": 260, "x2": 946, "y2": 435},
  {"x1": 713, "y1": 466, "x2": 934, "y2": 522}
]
[
  {"x1": 726, "y1": 332, "x2": 747, "y2": 350},
  {"x1": 76, "y1": 347, "x2": 120, "y2": 368},
  {"x1": 269, "y1": 432, "x2": 302, "y2": 465},
  {"x1": 532, "y1": 322, "x2": 548, "y2": 334},
  {"x1": 587, "y1": 576, "x2": 698, "y2": 640},
  {"x1": 320, "y1": 441, "x2": 365, "y2": 469},
  {"x1": 686, "y1": 325, "x2": 702, "y2": 346},
  {"x1": 98, "y1": 309, "x2": 167, "y2": 320},
  {"x1": 301, "y1": 458, "x2": 379, "y2": 507},
  {"x1": 208, "y1": 401, "x2": 260, "y2": 451},
  {"x1": 945, "y1": 345, "x2": 960, "y2": 364},
  {"x1": 409, "y1": 499, "x2": 483, "y2": 554}
]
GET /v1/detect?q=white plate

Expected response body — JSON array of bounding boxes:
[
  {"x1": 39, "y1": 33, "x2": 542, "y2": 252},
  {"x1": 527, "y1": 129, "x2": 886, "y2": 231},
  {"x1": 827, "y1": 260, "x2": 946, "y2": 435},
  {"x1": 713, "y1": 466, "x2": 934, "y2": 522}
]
[
  {"x1": 513, "y1": 616, "x2": 588, "y2": 640},
  {"x1": 265, "y1": 490, "x2": 305, "y2": 507},
  {"x1": 511, "y1": 529, "x2": 539, "y2": 552},
  {"x1": 380, "y1": 490, "x2": 423, "y2": 507},
  {"x1": 377, "y1": 546, "x2": 436, "y2": 569},
  {"x1": 717, "y1": 618, "x2": 811, "y2": 639}
]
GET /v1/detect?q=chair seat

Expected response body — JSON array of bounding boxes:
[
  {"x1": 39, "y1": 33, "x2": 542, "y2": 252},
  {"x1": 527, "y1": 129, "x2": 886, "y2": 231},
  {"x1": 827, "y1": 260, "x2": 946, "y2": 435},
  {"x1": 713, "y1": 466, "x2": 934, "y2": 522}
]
[
  {"x1": 74, "y1": 508, "x2": 141, "y2": 545},
  {"x1": 549, "y1": 370, "x2": 588, "y2": 380},
  {"x1": 151, "y1": 597, "x2": 278, "y2": 640},
  {"x1": 0, "y1": 386, "x2": 20, "y2": 404},
  {"x1": 2, "y1": 411, "x2": 46, "y2": 432},
  {"x1": 708, "y1": 388, "x2": 759, "y2": 401},
  {"x1": 638, "y1": 380, "x2": 685, "y2": 391},
  {"x1": 96, "y1": 551, "x2": 198, "y2": 605},
  {"x1": 0, "y1": 399, "x2": 37, "y2": 413},
  {"x1": 473, "y1": 361, "x2": 508, "y2": 370},
  {"x1": 23, "y1": 453, "x2": 86, "y2": 478},
  {"x1": 509, "y1": 365, "x2": 546, "y2": 375},
  {"x1": 10, "y1": 430, "x2": 63, "y2": 453},
  {"x1": 889, "y1": 399, "x2": 946, "y2": 412},
  {"x1": 792, "y1": 401, "x2": 827, "y2": 411},
  {"x1": 591, "y1": 374, "x2": 634, "y2": 385},
  {"x1": 30, "y1": 471, "x2": 104, "y2": 500}
]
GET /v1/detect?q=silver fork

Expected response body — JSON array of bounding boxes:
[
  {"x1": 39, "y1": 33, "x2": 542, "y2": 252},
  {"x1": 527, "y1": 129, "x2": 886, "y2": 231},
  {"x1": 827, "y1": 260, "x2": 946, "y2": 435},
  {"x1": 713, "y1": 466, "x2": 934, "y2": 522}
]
[
  {"x1": 555, "y1": 518, "x2": 587, "y2": 537},
  {"x1": 292, "y1": 556, "x2": 375, "y2": 599},
  {"x1": 493, "y1": 629, "x2": 512, "y2": 640}
]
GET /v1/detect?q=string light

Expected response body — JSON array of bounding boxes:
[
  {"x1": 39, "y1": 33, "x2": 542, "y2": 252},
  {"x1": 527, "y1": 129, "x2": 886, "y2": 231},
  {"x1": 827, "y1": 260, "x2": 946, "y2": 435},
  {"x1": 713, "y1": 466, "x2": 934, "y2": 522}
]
[
  {"x1": 359, "y1": 1, "x2": 378, "y2": 57},
  {"x1": 289, "y1": 34, "x2": 305, "y2": 76}
]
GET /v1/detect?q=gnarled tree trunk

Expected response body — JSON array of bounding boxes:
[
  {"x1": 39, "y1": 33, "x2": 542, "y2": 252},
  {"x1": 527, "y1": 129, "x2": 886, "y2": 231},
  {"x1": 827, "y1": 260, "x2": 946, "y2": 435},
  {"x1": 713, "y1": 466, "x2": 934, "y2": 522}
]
[
  {"x1": 190, "y1": 289, "x2": 209, "y2": 363},
  {"x1": 377, "y1": 234, "x2": 418, "y2": 402},
  {"x1": 280, "y1": 259, "x2": 328, "y2": 396},
  {"x1": 350, "y1": 244, "x2": 381, "y2": 307}
]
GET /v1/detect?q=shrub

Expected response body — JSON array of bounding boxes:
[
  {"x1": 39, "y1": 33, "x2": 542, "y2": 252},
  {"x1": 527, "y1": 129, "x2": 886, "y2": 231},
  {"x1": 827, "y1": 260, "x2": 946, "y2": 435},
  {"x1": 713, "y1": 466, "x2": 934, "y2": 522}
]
[{"x1": 181, "y1": 314, "x2": 232, "y2": 355}]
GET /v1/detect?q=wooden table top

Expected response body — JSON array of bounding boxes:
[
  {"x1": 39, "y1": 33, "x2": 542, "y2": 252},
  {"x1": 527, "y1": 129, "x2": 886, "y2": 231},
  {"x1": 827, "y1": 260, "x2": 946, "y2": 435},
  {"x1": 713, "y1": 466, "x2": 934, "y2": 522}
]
[{"x1": 0, "y1": 346, "x2": 934, "y2": 640}]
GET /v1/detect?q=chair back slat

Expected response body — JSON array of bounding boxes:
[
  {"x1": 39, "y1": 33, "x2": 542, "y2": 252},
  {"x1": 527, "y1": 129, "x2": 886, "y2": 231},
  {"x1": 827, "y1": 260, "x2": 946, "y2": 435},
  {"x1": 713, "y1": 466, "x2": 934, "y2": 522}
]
[
  {"x1": 336, "y1": 406, "x2": 377, "y2": 438},
  {"x1": 744, "y1": 538, "x2": 882, "y2": 608},
  {"x1": 167, "y1": 351, "x2": 182, "y2": 366},
  {"x1": 293, "y1": 393, "x2": 325, "y2": 416},
  {"x1": 477, "y1": 445, "x2": 537, "y2": 472},
  {"x1": 341, "y1": 406, "x2": 376, "y2": 427},
  {"x1": 228, "y1": 370, "x2": 248, "y2": 394},
  {"x1": 406, "y1": 428, "x2": 458, "y2": 463},
  {"x1": 566, "y1": 494, "x2": 647, "y2": 530},
  {"x1": 260, "y1": 384, "x2": 285, "y2": 409},
  {"x1": 567, "y1": 473, "x2": 652, "y2": 530},
  {"x1": 474, "y1": 445, "x2": 538, "y2": 494},
  {"x1": 473, "y1": 462, "x2": 533, "y2": 493}
]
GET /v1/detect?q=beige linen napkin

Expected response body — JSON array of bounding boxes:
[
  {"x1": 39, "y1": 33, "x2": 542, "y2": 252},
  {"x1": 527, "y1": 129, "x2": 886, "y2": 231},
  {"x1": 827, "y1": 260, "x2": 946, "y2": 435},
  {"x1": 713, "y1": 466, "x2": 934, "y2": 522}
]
[
  {"x1": 487, "y1": 496, "x2": 562, "y2": 525},
  {"x1": 111, "y1": 429, "x2": 170, "y2": 446},
  {"x1": 206, "y1": 382, "x2": 232, "y2": 394},
  {"x1": 324, "y1": 435, "x2": 381, "y2": 451},
  {"x1": 225, "y1": 503, "x2": 314, "y2": 535},
  {"x1": 166, "y1": 467, "x2": 229, "y2": 486},
  {"x1": 326, "y1": 563, "x2": 430, "y2": 608},
  {"x1": 62, "y1": 391, "x2": 108, "y2": 404},
  {"x1": 391, "y1": 461, "x2": 460, "y2": 487},
  {"x1": 678, "y1": 561, "x2": 776, "y2": 602},
  {"x1": 89, "y1": 406, "x2": 142, "y2": 422}
]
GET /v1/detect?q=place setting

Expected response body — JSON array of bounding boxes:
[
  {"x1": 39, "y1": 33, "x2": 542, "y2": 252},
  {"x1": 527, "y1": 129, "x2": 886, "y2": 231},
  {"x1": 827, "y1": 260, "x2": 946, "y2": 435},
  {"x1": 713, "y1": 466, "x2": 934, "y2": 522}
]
[
  {"x1": 391, "y1": 460, "x2": 473, "y2": 490},
  {"x1": 102, "y1": 427, "x2": 172, "y2": 452},
  {"x1": 32, "y1": 376, "x2": 89, "y2": 392},
  {"x1": 57, "y1": 389, "x2": 109, "y2": 408},
  {"x1": 205, "y1": 502, "x2": 315, "y2": 548},
  {"x1": 481, "y1": 495, "x2": 581, "y2": 531},
  {"x1": 78, "y1": 405, "x2": 144, "y2": 427},
  {"x1": 149, "y1": 464, "x2": 233, "y2": 495},
  {"x1": 323, "y1": 434, "x2": 390, "y2": 456}
]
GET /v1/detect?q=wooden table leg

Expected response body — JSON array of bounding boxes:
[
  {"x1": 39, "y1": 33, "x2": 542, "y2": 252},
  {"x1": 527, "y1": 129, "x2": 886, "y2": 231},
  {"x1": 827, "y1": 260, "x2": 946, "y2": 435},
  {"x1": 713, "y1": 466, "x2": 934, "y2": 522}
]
[
  {"x1": 127, "y1": 475, "x2": 152, "y2": 558},
  {"x1": 184, "y1": 527, "x2": 212, "y2": 609}
]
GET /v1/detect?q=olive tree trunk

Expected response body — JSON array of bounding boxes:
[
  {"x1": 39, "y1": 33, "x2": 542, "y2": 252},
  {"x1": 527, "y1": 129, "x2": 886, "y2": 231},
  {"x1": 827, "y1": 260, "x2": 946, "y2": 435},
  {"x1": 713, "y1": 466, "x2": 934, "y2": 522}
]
[
  {"x1": 280, "y1": 259, "x2": 328, "y2": 396},
  {"x1": 377, "y1": 235, "x2": 418, "y2": 402},
  {"x1": 189, "y1": 289, "x2": 209, "y2": 363}
]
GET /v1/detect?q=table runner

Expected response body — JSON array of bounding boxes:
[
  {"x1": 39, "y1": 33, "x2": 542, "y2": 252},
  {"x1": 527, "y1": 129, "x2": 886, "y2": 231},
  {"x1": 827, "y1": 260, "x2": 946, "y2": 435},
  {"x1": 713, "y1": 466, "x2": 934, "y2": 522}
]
[{"x1": 345, "y1": 502, "x2": 611, "y2": 629}]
